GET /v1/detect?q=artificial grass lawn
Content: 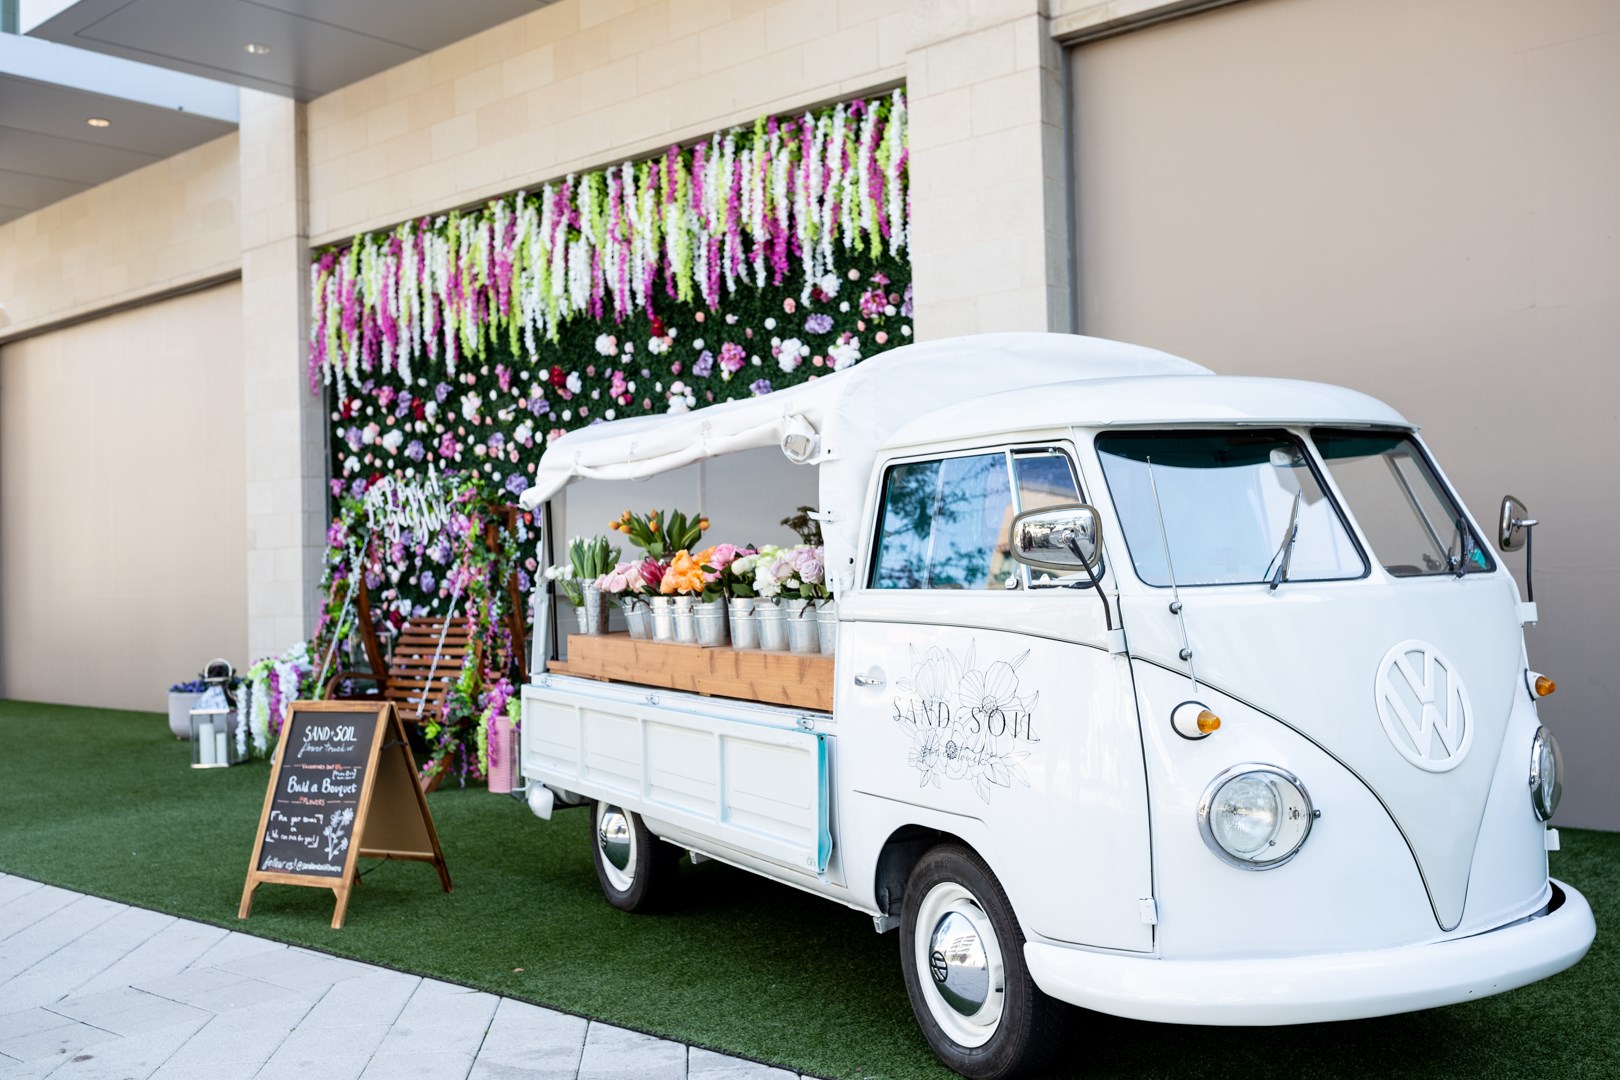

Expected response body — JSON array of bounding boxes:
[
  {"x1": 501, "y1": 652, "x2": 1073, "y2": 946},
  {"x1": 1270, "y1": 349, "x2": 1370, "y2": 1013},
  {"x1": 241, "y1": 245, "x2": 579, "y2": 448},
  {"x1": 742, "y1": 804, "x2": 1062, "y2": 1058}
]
[{"x1": 0, "y1": 701, "x2": 1612, "y2": 1079}]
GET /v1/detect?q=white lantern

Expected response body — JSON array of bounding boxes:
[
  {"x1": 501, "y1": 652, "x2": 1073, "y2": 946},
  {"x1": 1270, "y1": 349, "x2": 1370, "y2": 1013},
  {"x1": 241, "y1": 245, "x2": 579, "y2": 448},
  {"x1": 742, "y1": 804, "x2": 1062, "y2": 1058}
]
[{"x1": 188, "y1": 658, "x2": 244, "y2": 768}]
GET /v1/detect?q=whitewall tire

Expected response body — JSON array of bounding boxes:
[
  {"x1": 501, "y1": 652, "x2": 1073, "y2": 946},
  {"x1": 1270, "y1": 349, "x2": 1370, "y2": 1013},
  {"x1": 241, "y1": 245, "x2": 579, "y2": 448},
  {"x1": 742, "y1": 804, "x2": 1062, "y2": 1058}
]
[
  {"x1": 899, "y1": 844, "x2": 1066, "y2": 1079},
  {"x1": 590, "y1": 801, "x2": 679, "y2": 912}
]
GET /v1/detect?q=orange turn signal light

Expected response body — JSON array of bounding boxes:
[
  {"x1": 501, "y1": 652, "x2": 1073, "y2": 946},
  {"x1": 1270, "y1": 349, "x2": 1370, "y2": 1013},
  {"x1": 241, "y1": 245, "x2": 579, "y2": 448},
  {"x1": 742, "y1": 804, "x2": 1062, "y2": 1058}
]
[
  {"x1": 1172, "y1": 702, "x2": 1220, "y2": 739},
  {"x1": 1533, "y1": 675, "x2": 1557, "y2": 698}
]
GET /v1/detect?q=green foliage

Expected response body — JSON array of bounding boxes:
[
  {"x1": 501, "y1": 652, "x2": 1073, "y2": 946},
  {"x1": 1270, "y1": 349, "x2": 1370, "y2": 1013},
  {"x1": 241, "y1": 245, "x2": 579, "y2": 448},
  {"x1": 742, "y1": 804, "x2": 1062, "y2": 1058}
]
[{"x1": 567, "y1": 534, "x2": 620, "y2": 581}]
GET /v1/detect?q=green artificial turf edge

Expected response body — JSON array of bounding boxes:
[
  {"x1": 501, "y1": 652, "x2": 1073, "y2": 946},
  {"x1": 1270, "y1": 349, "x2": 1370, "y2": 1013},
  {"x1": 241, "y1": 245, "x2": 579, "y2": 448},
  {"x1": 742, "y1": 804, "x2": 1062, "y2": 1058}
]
[{"x1": 0, "y1": 701, "x2": 1613, "y2": 1080}]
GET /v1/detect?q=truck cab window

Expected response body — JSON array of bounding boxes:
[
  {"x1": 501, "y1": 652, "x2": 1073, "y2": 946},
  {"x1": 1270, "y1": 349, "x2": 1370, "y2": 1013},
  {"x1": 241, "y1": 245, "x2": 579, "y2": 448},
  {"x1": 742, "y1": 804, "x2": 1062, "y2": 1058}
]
[
  {"x1": 1005, "y1": 450, "x2": 1089, "y2": 588},
  {"x1": 1012, "y1": 451, "x2": 1081, "y2": 512},
  {"x1": 1311, "y1": 429, "x2": 1494, "y2": 577},
  {"x1": 872, "y1": 452, "x2": 1014, "y2": 589},
  {"x1": 1097, "y1": 430, "x2": 1366, "y2": 587}
]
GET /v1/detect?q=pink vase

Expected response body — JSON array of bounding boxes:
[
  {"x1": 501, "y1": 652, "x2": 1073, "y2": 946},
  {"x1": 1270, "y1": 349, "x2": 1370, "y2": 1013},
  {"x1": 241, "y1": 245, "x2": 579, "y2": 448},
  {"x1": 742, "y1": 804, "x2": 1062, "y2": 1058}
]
[{"x1": 488, "y1": 714, "x2": 515, "y2": 794}]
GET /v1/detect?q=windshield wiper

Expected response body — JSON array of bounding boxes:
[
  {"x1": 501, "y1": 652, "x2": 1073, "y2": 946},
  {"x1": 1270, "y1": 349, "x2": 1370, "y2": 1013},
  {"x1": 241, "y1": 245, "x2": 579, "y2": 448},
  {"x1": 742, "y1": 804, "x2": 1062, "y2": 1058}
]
[
  {"x1": 1451, "y1": 515, "x2": 1477, "y2": 578},
  {"x1": 1267, "y1": 488, "x2": 1304, "y2": 592}
]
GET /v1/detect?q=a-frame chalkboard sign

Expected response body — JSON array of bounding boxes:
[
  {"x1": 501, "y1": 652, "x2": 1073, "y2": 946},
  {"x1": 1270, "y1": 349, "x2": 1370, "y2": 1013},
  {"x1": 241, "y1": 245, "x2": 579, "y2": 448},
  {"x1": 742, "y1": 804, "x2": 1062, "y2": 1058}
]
[{"x1": 238, "y1": 701, "x2": 451, "y2": 929}]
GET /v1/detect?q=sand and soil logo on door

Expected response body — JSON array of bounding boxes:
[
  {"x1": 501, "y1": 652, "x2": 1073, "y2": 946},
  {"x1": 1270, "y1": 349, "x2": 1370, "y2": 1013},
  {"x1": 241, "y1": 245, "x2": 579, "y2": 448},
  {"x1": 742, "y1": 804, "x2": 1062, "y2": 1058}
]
[
  {"x1": 1375, "y1": 639, "x2": 1474, "y2": 773},
  {"x1": 892, "y1": 642, "x2": 1040, "y2": 803}
]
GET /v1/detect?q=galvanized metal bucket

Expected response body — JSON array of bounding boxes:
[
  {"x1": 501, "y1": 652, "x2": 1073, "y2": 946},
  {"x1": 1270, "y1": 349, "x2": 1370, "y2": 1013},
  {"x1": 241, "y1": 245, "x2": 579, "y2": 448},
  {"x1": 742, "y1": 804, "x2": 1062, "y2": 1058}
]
[
  {"x1": 693, "y1": 598, "x2": 729, "y2": 647},
  {"x1": 581, "y1": 582, "x2": 611, "y2": 636},
  {"x1": 649, "y1": 596, "x2": 676, "y2": 641},
  {"x1": 622, "y1": 597, "x2": 650, "y2": 639},
  {"x1": 755, "y1": 601, "x2": 789, "y2": 651},
  {"x1": 816, "y1": 599, "x2": 838, "y2": 655},
  {"x1": 729, "y1": 597, "x2": 759, "y2": 649},
  {"x1": 786, "y1": 598, "x2": 820, "y2": 654},
  {"x1": 673, "y1": 595, "x2": 697, "y2": 643}
]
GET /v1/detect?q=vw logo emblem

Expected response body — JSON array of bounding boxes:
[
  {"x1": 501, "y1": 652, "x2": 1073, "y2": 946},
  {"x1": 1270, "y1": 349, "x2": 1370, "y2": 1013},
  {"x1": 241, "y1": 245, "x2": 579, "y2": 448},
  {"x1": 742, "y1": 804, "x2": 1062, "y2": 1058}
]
[
  {"x1": 1374, "y1": 640, "x2": 1474, "y2": 773},
  {"x1": 929, "y1": 949, "x2": 949, "y2": 984}
]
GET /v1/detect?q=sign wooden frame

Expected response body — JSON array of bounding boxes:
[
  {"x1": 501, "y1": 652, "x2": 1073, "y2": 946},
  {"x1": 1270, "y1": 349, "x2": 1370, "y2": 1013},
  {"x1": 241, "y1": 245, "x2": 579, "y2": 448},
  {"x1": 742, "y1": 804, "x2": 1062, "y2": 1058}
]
[{"x1": 239, "y1": 700, "x2": 451, "y2": 929}]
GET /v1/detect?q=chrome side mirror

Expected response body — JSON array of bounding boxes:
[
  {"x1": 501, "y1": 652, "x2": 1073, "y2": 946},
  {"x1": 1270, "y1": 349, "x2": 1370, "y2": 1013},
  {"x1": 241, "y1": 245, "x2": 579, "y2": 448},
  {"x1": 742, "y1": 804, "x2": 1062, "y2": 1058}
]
[
  {"x1": 1499, "y1": 495, "x2": 1537, "y2": 553},
  {"x1": 1011, "y1": 504, "x2": 1102, "y2": 572}
]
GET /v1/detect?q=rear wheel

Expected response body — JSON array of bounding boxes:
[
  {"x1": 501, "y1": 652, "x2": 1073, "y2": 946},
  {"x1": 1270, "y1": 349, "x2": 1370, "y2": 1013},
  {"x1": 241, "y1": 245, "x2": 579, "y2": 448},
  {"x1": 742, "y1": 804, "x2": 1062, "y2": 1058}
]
[
  {"x1": 900, "y1": 844, "x2": 1065, "y2": 1079},
  {"x1": 590, "y1": 801, "x2": 679, "y2": 912}
]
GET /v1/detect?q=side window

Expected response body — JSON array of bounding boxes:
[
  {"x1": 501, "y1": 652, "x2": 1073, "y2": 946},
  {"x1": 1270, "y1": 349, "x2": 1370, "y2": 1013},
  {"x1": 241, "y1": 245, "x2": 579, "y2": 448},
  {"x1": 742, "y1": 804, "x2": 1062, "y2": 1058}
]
[
  {"x1": 1010, "y1": 450, "x2": 1088, "y2": 588},
  {"x1": 871, "y1": 452, "x2": 1015, "y2": 590},
  {"x1": 1012, "y1": 450, "x2": 1081, "y2": 511}
]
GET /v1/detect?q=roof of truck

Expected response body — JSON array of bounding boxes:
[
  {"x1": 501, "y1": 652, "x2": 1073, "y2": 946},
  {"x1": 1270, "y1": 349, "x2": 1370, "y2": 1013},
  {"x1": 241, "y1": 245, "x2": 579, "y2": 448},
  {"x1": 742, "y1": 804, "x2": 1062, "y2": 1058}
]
[
  {"x1": 518, "y1": 332, "x2": 1206, "y2": 508},
  {"x1": 516, "y1": 332, "x2": 1404, "y2": 588},
  {"x1": 882, "y1": 374, "x2": 1411, "y2": 449}
]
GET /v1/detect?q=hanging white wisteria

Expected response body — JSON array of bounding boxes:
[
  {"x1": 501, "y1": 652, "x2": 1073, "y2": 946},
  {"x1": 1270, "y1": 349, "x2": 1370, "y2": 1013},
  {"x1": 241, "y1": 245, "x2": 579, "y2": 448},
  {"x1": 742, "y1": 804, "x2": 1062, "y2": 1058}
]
[{"x1": 309, "y1": 91, "x2": 909, "y2": 399}]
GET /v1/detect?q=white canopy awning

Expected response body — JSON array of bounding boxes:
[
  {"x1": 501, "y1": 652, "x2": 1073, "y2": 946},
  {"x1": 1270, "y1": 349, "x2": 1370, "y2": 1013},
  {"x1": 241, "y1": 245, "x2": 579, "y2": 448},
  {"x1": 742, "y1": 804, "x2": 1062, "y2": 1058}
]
[{"x1": 519, "y1": 332, "x2": 1210, "y2": 587}]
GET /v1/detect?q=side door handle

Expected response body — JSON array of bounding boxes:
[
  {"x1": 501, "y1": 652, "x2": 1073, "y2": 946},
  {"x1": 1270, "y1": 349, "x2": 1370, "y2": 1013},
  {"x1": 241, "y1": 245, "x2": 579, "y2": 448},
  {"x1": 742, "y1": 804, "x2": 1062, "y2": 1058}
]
[{"x1": 853, "y1": 672, "x2": 885, "y2": 688}]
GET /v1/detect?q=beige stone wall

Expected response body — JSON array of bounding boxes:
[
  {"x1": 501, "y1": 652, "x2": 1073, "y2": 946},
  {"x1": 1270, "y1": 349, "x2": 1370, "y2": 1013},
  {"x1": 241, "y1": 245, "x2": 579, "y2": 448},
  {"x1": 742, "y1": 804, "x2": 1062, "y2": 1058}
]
[
  {"x1": 1068, "y1": 0, "x2": 1620, "y2": 827},
  {"x1": 0, "y1": 282, "x2": 248, "y2": 710},
  {"x1": 906, "y1": 0, "x2": 1071, "y2": 338},
  {"x1": 303, "y1": 0, "x2": 908, "y2": 246},
  {"x1": 0, "y1": 134, "x2": 240, "y2": 341},
  {"x1": 239, "y1": 91, "x2": 327, "y2": 662}
]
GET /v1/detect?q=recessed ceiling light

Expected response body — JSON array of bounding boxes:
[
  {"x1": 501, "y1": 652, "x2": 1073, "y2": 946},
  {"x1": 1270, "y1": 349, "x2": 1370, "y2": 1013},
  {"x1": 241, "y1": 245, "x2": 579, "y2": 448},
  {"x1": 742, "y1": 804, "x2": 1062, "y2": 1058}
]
[
  {"x1": 243, "y1": 42, "x2": 270, "y2": 55},
  {"x1": 86, "y1": 117, "x2": 111, "y2": 128}
]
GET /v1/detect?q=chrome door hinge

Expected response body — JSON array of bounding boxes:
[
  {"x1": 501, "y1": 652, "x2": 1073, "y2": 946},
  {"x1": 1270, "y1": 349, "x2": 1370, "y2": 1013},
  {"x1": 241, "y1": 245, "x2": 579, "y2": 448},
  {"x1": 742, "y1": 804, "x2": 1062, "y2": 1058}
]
[{"x1": 1138, "y1": 897, "x2": 1159, "y2": 925}]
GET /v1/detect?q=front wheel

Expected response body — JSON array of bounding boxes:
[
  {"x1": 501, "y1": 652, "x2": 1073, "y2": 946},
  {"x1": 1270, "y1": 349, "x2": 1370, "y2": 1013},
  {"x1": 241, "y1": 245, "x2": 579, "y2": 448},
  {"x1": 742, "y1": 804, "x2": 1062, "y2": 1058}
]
[
  {"x1": 900, "y1": 844, "x2": 1066, "y2": 1079},
  {"x1": 590, "y1": 801, "x2": 679, "y2": 912}
]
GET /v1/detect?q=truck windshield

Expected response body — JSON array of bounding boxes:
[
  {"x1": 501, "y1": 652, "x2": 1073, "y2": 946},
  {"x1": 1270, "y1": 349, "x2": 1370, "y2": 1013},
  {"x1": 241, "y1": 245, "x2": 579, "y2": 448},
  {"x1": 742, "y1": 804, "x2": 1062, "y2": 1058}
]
[
  {"x1": 1310, "y1": 429, "x2": 1494, "y2": 577},
  {"x1": 1096, "y1": 430, "x2": 1366, "y2": 588}
]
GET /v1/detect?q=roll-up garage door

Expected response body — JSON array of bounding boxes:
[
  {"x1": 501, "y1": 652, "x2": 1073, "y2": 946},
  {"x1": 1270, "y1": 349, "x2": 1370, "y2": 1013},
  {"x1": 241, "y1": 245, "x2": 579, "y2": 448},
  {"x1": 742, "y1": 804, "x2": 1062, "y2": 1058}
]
[{"x1": 1, "y1": 282, "x2": 246, "y2": 710}]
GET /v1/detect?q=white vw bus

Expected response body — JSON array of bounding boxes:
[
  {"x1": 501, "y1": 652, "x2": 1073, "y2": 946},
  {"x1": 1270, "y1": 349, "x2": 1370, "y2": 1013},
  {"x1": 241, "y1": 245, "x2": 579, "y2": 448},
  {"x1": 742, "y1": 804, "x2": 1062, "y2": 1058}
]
[{"x1": 517, "y1": 333, "x2": 1594, "y2": 1079}]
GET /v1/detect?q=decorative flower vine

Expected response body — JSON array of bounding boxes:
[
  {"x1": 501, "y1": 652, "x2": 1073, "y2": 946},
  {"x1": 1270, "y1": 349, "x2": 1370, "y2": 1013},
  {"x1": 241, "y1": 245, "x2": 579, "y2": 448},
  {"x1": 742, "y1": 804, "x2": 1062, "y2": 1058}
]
[
  {"x1": 309, "y1": 91, "x2": 908, "y2": 399},
  {"x1": 314, "y1": 471, "x2": 529, "y2": 784}
]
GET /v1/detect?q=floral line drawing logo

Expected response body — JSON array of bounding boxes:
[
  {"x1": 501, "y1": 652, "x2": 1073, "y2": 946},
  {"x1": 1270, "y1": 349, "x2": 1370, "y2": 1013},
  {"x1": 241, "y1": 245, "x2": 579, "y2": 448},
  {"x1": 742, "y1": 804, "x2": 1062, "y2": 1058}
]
[
  {"x1": 893, "y1": 642, "x2": 1038, "y2": 804},
  {"x1": 323, "y1": 807, "x2": 355, "y2": 862}
]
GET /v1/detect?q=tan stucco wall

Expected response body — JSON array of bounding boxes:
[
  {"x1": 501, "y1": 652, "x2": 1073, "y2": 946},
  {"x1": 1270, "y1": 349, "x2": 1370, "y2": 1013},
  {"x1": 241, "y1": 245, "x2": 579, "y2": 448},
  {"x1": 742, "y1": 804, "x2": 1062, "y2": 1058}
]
[
  {"x1": 0, "y1": 134, "x2": 240, "y2": 341},
  {"x1": 0, "y1": 282, "x2": 248, "y2": 711},
  {"x1": 1069, "y1": 0, "x2": 1620, "y2": 828},
  {"x1": 303, "y1": 0, "x2": 907, "y2": 246}
]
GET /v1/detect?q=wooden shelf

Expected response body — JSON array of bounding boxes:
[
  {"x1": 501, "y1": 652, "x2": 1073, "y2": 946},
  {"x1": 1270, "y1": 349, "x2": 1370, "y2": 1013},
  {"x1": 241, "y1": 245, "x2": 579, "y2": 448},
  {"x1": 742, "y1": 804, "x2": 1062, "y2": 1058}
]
[{"x1": 548, "y1": 633, "x2": 834, "y2": 712}]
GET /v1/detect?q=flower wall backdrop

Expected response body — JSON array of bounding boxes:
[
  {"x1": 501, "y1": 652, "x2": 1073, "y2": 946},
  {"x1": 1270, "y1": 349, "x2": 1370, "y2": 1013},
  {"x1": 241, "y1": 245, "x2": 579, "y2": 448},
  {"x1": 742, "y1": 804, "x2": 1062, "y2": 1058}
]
[
  {"x1": 291, "y1": 92, "x2": 911, "y2": 780},
  {"x1": 314, "y1": 91, "x2": 909, "y2": 621}
]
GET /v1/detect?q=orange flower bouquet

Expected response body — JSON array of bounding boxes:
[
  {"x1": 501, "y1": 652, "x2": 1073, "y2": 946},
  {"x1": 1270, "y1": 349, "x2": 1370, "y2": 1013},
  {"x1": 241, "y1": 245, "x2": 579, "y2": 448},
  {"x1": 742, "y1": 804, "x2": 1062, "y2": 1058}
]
[
  {"x1": 660, "y1": 547, "x2": 727, "y2": 645},
  {"x1": 659, "y1": 547, "x2": 715, "y2": 596}
]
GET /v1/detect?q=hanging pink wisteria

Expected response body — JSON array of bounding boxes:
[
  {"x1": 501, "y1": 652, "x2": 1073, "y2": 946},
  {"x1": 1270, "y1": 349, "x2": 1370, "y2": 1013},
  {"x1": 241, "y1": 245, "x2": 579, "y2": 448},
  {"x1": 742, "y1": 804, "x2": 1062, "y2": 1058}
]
[{"x1": 309, "y1": 91, "x2": 909, "y2": 399}]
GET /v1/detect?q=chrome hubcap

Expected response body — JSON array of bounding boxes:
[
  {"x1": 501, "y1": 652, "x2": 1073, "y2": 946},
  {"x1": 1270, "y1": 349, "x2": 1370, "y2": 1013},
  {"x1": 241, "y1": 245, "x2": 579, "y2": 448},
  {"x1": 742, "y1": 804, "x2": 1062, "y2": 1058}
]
[
  {"x1": 913, "y1": 881, "x2": 1005, "y2": 1048},
  {"x1": 596, "y1": 804, "x2": 635, "y2": 891},
  {"x1": 928, "y1": 911, "x2": 990, "y2": 1016}
]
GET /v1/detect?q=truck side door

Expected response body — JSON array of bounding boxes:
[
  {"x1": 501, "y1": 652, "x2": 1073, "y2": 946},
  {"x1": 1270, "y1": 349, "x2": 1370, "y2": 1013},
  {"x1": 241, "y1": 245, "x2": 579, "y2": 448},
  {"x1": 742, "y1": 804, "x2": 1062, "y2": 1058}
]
[{"x1": 835, "y1": 443, "x2": 1154, "y2": 953}]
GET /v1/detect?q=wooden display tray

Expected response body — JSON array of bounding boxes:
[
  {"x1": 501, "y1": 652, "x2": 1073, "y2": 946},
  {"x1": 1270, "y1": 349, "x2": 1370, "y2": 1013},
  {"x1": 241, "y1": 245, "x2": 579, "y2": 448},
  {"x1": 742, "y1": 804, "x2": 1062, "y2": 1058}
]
[{"x1": 548, "y1": 633, "x2": 834, "y2": 712}]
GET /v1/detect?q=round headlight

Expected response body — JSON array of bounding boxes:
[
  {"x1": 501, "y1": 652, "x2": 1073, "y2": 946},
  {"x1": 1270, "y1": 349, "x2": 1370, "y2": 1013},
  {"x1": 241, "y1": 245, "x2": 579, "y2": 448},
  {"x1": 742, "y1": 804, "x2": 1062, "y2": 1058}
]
[
  {"x1": 1198, "y1": 764, "x2": 1315, "y2": 870},
  {"x1": 1529, "y1": 726, "x2": 1562, "y2": 822}
]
